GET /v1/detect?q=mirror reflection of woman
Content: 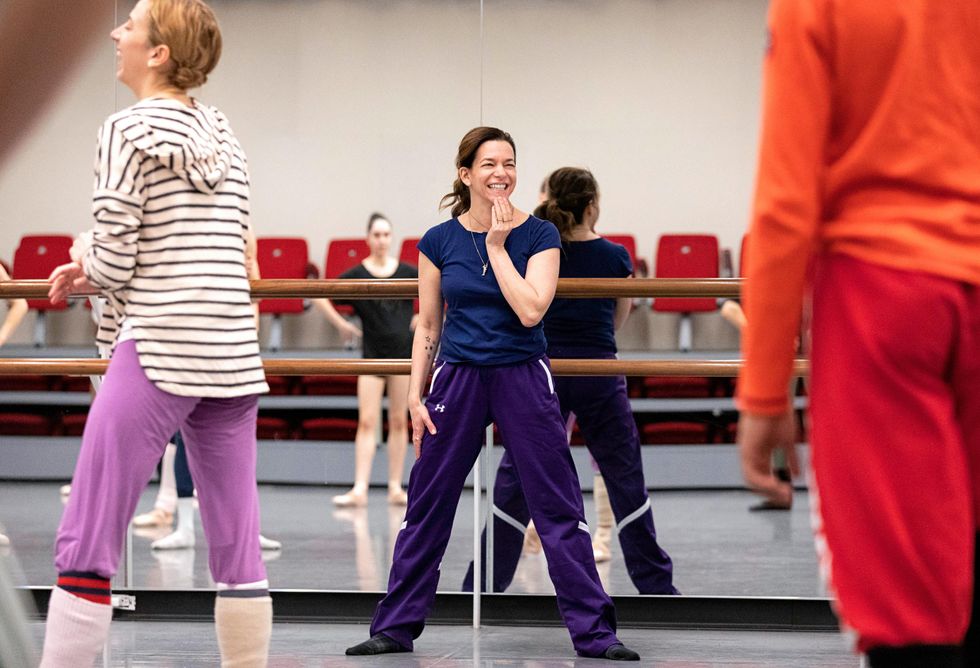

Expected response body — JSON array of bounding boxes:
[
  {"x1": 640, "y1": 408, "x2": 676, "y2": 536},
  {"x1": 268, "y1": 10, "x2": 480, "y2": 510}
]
[
  {"x1": 313, "y1": 213, "x2": 417, "y2": 507},
  {"x1": 463, "y1": 167, "x2": 678, "y2": 596},
  {"x1": 346, "y1": 127, "x2": 640, "y2": 661}
]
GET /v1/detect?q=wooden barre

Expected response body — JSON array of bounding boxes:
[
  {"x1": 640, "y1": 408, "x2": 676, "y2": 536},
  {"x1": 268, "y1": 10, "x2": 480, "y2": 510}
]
[
  {"x1": 0, "y1": 278, "x2": 741, "y2": 300},
  {"x1": 0, "y1": 358, "x2": 809, "y2": 378}
]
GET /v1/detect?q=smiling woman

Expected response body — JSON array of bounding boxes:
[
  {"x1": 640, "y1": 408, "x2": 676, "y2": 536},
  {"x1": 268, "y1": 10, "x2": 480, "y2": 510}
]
[
  {"x1": 345, "y1": 128, "x2": 640, "y2": 661},
  {"x1": 39, "y1": 2, "x2": 272, "y2": 667}
]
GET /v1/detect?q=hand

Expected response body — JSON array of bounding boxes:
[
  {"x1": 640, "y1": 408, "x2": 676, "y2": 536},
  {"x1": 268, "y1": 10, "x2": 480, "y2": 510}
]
[
  {"x1": 737, "y1": 409, "x2": 799, "y2": 507},
  {"x1": 342, "y1": 321, "x2": 363, "y2": 340},
  {"x1": 47, "y1": 262, "x2": 92, "y2": 305},
  {"x1": 409, "y1": 400, "x2": 437, "y2": 459},
  {"x1": 486, "y1": 197, "x2": 516, "y2": 249}
]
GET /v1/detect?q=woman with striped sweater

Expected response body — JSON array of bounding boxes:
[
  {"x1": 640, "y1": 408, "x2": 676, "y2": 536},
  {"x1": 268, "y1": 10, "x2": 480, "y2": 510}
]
[{"x1": 40, "y1": 1, "x2": 271, "y2": 666}]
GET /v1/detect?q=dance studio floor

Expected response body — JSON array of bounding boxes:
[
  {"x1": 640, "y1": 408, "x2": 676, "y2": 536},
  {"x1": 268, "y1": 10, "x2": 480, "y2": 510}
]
[{"x1": 2, "y1": 483, "x2": 861, "y2": 666}]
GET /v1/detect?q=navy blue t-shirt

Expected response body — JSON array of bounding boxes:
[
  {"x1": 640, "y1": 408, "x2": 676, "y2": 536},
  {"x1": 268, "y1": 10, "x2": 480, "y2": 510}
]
[
  {"x1": 544, "y1": 238, "x2": 633, "y2": 353},
  {"x1": 418, "y1": 215, "x2": 560, "y2": 365}
]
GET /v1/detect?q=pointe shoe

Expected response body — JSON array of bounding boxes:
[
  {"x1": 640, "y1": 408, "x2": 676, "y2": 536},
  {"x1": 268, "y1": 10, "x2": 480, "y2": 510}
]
[
  {"x1": 0, "y1": 533, "x2": 9, "y2": 547},
  {"x1": 592, "y1": 526, "x2": 613, "y2": 563},
  {"x1": 132, "y1": 507, "x2": 174, "y2": 528},
  {"x1": 59, "y1": 484, "x2": 71, "y2": 497},
  {"x1": 258, "y1": 534, "x2": 282, "y2": 550},
  {"x1": 522, "y1": 521, "x2": 542, "y2": 555},
  {"x1": 332, "y1": 490, "x2": 368, "y2": 508},
  {"x1": 387, "y1": 488, "x2": 408, "y2": 506}
]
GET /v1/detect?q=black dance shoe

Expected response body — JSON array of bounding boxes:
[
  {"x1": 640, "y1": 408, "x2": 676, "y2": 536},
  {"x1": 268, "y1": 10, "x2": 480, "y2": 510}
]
[
  {"x1": 603, "y1": 643, "x2": 640, "y2": 661},
  {"x1": 345, "y1": 633, "x2": 409, "y2": 656}
]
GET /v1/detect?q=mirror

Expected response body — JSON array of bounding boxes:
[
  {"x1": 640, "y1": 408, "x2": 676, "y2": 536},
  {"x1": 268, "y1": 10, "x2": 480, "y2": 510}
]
[
  {"x1": 477, "y1": 0, "x2": 820, "y2": 598},
  {"x1": 0, "y1": 0, "x2": 822, "y2": 602}
]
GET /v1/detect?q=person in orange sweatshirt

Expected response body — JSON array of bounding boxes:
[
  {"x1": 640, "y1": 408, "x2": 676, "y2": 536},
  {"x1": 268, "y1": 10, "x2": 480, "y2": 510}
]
[{"x1": 737, "y1": 1, "x2": 980, "y2": 666}]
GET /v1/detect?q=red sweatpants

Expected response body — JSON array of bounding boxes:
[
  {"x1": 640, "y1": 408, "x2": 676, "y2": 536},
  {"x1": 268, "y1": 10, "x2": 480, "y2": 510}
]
[{"x1": 809, "y1": 253, "x2": 980, "y2": 652}]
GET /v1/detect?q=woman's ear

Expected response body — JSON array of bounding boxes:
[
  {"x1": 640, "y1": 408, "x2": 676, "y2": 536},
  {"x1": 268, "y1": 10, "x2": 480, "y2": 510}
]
[
  {"x1": 459, "y1": 167, "x2": 471, "y2": 187},
  {"x1": 147, "y1": 43, "x2": 171, "y2": 70}
]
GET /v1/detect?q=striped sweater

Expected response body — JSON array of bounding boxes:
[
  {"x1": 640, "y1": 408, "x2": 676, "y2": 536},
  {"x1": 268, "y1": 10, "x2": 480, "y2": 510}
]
[{"x1": 79, "y1": 97, "x2": 269, "y2": 398}]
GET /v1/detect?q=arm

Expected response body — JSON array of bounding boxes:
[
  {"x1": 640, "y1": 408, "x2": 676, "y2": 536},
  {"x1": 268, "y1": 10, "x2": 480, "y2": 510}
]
[
  {"x1": 244, "y1": 226, "x2": 260, "y2": 329},
  {"x1": 485, "y1": 201, "x2": 559, "y2": 327},
  {"x1": 720, "y1": 299, "x2": 748, "y2": 331},
  {"x1": 0, "y1": 266, "x2": 27, "y2": 346},
  {"x1": 408, "y1": 253, "x2": 444, "y2": 458},
  {"x1": 737, "y1": 0, "x2": 830, "y2": 501},
  {"x1": 613, "y1": 294, "x2": 632, "y2": 332},
  {"x1": 79, "y1": 121, "x2": 145, "y2": 292},
  {"x1": 312, "y1": 298, "x2": 362, "y2": 339}
]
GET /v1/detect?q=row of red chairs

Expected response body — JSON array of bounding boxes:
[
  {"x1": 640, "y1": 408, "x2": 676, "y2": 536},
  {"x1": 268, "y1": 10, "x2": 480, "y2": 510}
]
[
  {"x1": 0, "y1": 373, "x2": 739, "y2": 399},
  {"x1": 0, "y1": 409, "x2": 785, "y2": 446},
  {"x1": 6, "y1": 232, "x2": 733, "y2": 322}
]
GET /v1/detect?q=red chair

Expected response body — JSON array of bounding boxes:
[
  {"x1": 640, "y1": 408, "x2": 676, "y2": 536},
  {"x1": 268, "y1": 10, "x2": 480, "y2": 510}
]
[
  {"x1": 257, "y1": 416, "x2": 293, "y2": 440},
  {"x1": 299, "y1": 375, "x2": 359, "y2": 396},
  {"x1": 399, "y1": 237, "x2": 421, "y2": 313},
  {"x1": 602, "y1": 234, "x2": 648, "y2": 277},
  {"x1": 60, "y1": 413, "x2": 88, "y2": 436},
  {"x1": 652, "y1": 234, "x2": 720, "y2": 351},
  {"x1": 300, "y1": 417, "x2": 358, "y2": 441},
  {"x1": 0, "y1": 413, "x2": 52, "y2": 436},
  {"x1": 399, "y1": 237, "x2": 421, "y2": 268},
  {"x1": 13, "y1": 234, "x2": 74, "y2": 346},
  {"x1": 324, "y1": 239, "x2": 369, "y2": 316},
  {"x1": 256, "y1": 237, "x2": 317, "y2": 351},
  {"x1": 641, "y1": 421, "x2": 711, "y2": 445}
]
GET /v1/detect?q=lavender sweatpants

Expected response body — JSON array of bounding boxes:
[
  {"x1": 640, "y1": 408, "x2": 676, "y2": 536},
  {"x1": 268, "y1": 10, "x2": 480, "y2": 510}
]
[
  {"x1": 54, "y1": 340, "x2": 265, "y2": 586},
  {"x1": 369, "y1": 357, "x2": 620, "y2": 657}
]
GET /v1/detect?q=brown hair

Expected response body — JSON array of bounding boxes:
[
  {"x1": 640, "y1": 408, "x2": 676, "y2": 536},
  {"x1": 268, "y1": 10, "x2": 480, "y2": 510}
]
[
  {"x1": 439, "y1": 127, "x2": 517, "y2": 218},
  {"x1": 146, "y1": 0, "x2": 222, "y2": 90},
  {"x1": 533, "y1": 167, "x2": 599, "y2": 241},
  {"x1": 367, "y1": 212, "x2": 390, "y2": 233}
]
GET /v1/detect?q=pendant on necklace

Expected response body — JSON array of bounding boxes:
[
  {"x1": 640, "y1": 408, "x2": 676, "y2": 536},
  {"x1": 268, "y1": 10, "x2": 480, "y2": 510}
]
[{"x1": 482, "y1": 263, "x2": 488, "y2": 276}]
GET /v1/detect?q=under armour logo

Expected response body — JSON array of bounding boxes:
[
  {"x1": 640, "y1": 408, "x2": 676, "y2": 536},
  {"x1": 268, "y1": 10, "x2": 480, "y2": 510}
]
[{"x1": 433, "y1": 404, "x2": 446, "y2": 413}]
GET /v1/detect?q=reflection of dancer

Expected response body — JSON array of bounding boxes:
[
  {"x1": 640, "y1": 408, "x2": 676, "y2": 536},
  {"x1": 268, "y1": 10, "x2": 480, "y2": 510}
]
[
  {"x1": 314, "y1": 213, "x2": 417, "y2": 508},
  {"x1": 40, "y1": 2, "x2": 272, "y2": 666},
  {"x1": 718, "y1": 298, "x2": 793, "y2": 511},
  {"x1": 0, "y1": 264, "x2": 28, "y2": 548},
  {"x1": 738, "y1": 1, "x2": 980, "y2": 665},
  {"x1": 346, "y1": 128, "x2": 638, "y2": 661},
  {"x1": 463, "y1": 167, "x2": 677, "y2": 596},
  {"x1": 0, "y1": 264, "x2": 28, "y2": 348}
]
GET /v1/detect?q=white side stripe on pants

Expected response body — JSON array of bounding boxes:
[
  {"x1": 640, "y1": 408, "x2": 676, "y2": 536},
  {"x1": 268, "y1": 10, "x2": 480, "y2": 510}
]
[
  {"x1": 616, "y1": 498, "x2": 651, "y2": 533},
  {"x1": 429, "y1": 362, "x2": 447, "y2": 394},
  {"x1": 492, "y1": 505, "x2": 528, "y2": 534},
  {"x1": 536, "y1": 359, "x2": 555, "y2": 394}
]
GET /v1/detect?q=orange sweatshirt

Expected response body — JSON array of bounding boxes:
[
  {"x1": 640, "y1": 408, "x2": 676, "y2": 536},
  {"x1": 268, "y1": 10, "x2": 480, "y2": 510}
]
[{"x1": 739, "y1": 0, "x2": 980, "y2": 415}]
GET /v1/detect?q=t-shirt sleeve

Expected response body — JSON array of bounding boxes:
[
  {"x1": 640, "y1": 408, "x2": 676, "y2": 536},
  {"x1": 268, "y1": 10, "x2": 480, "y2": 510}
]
[
  {"x1": 529, "y1": 218, "x2": 561, "y2": 256},
  {"x1": 333, "y1": 265, "x2": 359, "y2": 307},
  {"x1": 613, "y1": 244, "x2": 633, "y2": 278},
  {"x1": 738, "y1": 0, "x2": 831, "y2": 416},
  {"x1": 416, "y1": 226, "x2": 442, "y2": 269}
]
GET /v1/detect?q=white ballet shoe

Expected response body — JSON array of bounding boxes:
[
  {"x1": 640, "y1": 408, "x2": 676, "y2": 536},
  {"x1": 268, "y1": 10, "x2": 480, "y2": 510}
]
[
  {"x1": 132, "y1": 508, "x2": 174, "y2": 528},
  {"x1": 152, "y1": 528, "x2": 195, "y2": 550},
  {"x1": 258, "y1": 534, "x2": 281, "y2": 551}
]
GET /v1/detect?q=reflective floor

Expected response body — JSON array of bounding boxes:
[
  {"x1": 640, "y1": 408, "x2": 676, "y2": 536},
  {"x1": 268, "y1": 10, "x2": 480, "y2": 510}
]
[
  {"x1": 18, "y1": 620, "x2": 862, "y2": 667},
  {"x1": 2, "y1": 481, "x2": 861, "y2": 666},
  {"x1": 0, "y1": 482, "x2": 823, "y2": 597}
]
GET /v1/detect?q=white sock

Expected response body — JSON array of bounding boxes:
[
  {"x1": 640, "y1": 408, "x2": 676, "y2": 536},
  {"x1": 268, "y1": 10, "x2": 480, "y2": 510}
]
[
  {"x1": 155, "y1": 442, "x2": 178, "y2": 514},
  {"x1": 215, "y1": 595, "x2": 272, "y2": 667},
  {"x1": 152, "y1": 497, "x2": 195, "y2": 550},
  {"x1": 40, "y1": 587, "x2": 112, "y2": 668}
]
